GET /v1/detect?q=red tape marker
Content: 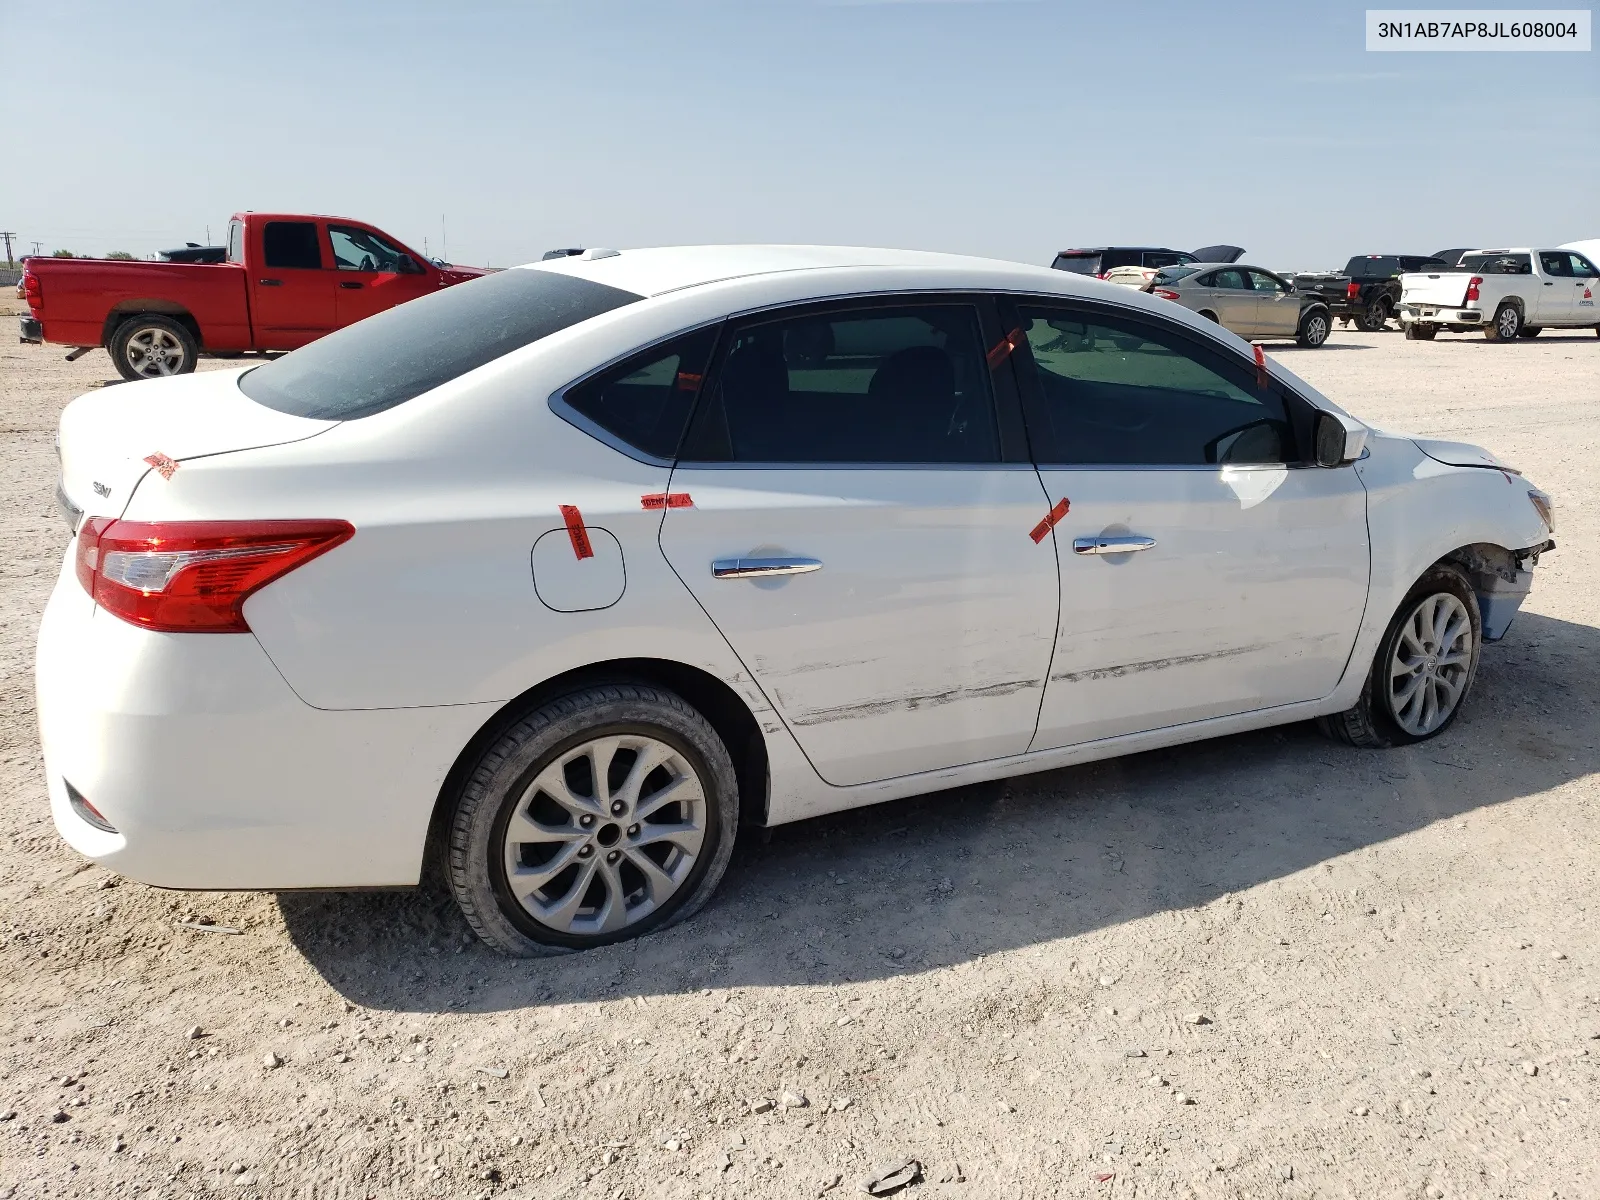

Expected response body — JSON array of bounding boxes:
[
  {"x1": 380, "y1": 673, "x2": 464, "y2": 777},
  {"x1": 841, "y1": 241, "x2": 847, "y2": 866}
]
[
  {"x1": 986, "y1": 327, "x2": 1024, "y2": 368},
  {"x1": 1253, "y1": 343, "x2": 1270, "y2": 389},
  {"x1": 559, "y1": 504, "x2": 594, "y2": 560},
  {"x1": 1029, "y1": 497, "x2": 1071, "y2": 544},
  {"x1": 640, "y1": 492, "x2": 694, "y2": 510},
  {"x1": 143, "y1": 452, "x2": 178, "y2": 480}
]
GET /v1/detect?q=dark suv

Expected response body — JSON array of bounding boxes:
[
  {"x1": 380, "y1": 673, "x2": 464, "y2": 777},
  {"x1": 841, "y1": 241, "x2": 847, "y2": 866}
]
[{"x1": 1051, "y1": 245, "x2": 1244, "y2": 278}]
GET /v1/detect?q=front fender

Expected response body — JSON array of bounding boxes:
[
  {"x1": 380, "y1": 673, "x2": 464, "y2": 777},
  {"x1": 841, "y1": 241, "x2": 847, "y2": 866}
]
[{"x1": 1331, "y1": 433, "x2": 1548, "y2": 702}]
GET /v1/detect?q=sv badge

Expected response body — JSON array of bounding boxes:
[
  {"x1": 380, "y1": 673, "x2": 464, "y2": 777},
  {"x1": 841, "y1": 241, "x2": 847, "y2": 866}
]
[{"x1": 92, "y1": 481, "x2": 112, "y2": 498}]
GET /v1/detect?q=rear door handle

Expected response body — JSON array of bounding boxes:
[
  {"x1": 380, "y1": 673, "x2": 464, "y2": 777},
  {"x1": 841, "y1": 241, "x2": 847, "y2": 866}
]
[
  {"x1": 257, "y1": 278, "x2": 282, "y2": 287},
  {"x1": 1073, "y1": 536, "x2": 1157, "y2": 556},
  {"x1": 339, "y1": 280, "x2": 364, "y2": 289},
  {"x1": 712, "y1": 557, "x2": 822, "y2": 579}
]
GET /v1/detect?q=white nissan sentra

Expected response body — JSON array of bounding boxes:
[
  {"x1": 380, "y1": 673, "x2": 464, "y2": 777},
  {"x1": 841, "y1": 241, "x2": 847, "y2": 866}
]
[{"x1": 38, "y1": 246, "x2": 1555, "y2": 956}]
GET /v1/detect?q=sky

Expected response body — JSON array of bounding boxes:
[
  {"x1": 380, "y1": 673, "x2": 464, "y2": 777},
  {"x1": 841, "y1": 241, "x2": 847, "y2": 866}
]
[{"x1": 4, "y1": 0, "x2": 1596, "y2": 272}]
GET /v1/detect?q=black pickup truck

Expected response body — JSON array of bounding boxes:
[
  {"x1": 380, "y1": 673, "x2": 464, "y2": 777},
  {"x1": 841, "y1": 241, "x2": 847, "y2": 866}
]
[{"x1": 1291, "y1": 254, "x2": 1449, "y2": 331}]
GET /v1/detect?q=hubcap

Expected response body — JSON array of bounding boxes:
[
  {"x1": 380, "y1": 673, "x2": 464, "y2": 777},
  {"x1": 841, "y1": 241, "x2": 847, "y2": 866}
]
[
  {"x1": 501, "y1": 734, "x2": 707, "y2": 936},
  {"x1": 125, "y1": 326, "x2": 186, "y2": 378},
  {"x1": 1388, "y1": 593, "x2": 1473, "y2": 736}
]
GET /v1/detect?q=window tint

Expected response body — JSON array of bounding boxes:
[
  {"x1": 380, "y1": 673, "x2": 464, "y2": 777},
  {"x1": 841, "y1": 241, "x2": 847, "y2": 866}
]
[
  {"x1": 1152, "y1": 266, "x2": 1201, "y2": 285},
  {"x1": 681, "y1": 304, "x2": 1000, "y2": 464},
  {"x1": 1209, "y1": 269, "x2": 1249, "y2": 290},
  {"x1": 1247, "y1": 270, "x2": 1286, "y2": 293},
  {"x1": 1143, "y1": 251, "x2": 1191, "y2": 269},
  {"x1": 1400, "y1": 257, "x2": 1444, "y2": 271},
  {"x1": 1099, "y1": 250, "x2": 1141, "y2": 271},
  {"x1": 1538, "y1": 251, "x2": 1573, "y2": 278},
  {"x1": 239, "y1": 268, "x2": 643, "y2": 421},
  {"x1": 1348, "y1": 256, "x2": 1402, "y2": 278},
  {"x1": 262, "y1": 221, "x2": 322, "y2": 270},
  {"x1": 1052, "y1": 252, "x2": 1102, "y2": 275},
  {"x1": 329, "y1": 225, "x2": 410, "y2": 272},
  {"x1": 559, "y1": 328, "x2": 718, "y2": 460},
  {"x1": 1461, "y1": 252, "x2": 1532, "y2": 275},
  {"x1": 1016, "y1": 305, "x2": 1294, "y2": 467}
]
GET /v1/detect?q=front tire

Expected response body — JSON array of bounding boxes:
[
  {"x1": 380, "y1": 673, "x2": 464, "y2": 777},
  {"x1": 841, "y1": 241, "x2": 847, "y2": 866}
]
[
  {"x1": 1296, "y1": 308, "x2": 1331, "y2": 347},
  {"x1": 1318, "y1": 563, "x2": 1482, "y2": 749},
  {"x1": 1484, "y1": 303, "x2": 1521, "y2": 341},
  {"x1": 1405, "y1": 322, "x2": 1437, "y2": 340},
  {"x1": 447, "y1": 684, "x2": 740, "y2": 956},
  {"x1": 109, "y1": 314, "x2": 198, "y2": 381}
]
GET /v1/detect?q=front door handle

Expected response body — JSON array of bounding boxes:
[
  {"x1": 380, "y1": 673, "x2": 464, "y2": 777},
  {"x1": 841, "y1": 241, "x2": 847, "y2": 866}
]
[
  {"x1": 339, "y1": 280, "x2": 364, "y2": 289},
  {"x1": 712, "y1": 557, "x2": 823, "y2": 579},
  {"x1": 1073, "y1": 536, "x2": 1157, "y2": 556},
  {"x1": 257, "y1": 278, "x2": 282, "y2": 287}
]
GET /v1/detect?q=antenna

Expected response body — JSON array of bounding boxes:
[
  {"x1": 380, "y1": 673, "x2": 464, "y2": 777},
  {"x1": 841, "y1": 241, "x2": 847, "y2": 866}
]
[{"x1": 442, "y1": 214, "x2": 447, "y2": 263}]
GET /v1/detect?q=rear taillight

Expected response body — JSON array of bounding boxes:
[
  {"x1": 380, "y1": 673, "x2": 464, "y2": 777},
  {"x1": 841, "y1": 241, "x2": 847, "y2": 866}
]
[
  {"x1": 1153, "y1": 289, "x2": 1181, "y2": 300},
  {"x1": 74, "y1": 519, "x2": 353, "y2": 632},
  {"x1": 1466, "y1": 276, "x2": 1482, "y2": 303},
  {"x1": 1346, "y1": 282, "x2": 1361, "y2": 299},
  {"x1": 23, "y1": 271, "x2": 42, "y2": 310}
]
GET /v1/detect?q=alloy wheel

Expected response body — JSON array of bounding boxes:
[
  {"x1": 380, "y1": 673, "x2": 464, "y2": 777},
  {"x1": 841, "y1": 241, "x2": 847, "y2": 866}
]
[
  {"x1": 1496, "y1": 307, "x2": 1519, "y2": 339},
  {"x1": 125, "y1": 326, "x2": 187, "y2": 377},
  {"x1": 500, "y1": 734, "x2": 707, "y2": 936},
  {"x1": 1305, "y1": 313, "x2": 1329, "y2": 345},
  {"x1": 1387, "y1": 593, "x2": 1473, "y2": 736}
]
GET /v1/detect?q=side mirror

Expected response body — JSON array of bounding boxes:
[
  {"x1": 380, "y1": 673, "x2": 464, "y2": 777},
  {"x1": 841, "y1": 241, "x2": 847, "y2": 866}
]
[
  {"x1": 1314, "y1": 410, "x2": 1369, "y2": 467},
  {"x1": 397, "y1": 254, "x2": 423, "y2": 275}
]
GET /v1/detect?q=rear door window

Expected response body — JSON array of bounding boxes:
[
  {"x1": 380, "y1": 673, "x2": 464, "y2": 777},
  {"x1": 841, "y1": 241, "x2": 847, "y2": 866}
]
[
  {"x1": 262, "y1": 221, "x2": 323, "y2": 270},
  {"x1": 1209, "y1": 269, "x2": 1249, "y2": 290},
  {"x1": 556, "y1": 328, "x2": 719, "y2": 461},
  {"x1": 239, "y1": 268, "x2": 643, "y2": 420},
  {"x1": 681, "y1": 302, "x2": 1001, "y2": 464},
  {"x1": 1538, "y1": 251, "x2": 1573, "y2": 277},
  {"x1": 1011, "y1": 303, "x2": 1297, "y2": 467}
]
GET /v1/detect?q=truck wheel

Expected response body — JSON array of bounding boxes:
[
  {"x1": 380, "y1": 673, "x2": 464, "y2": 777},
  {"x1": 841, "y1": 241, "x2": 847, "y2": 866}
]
[
  {"x1": 1484, "y1": 303, "x2": 1521, "y2": 341},
  {"x1": 1199, "y1": 310, "x2": 1219, "y2": 323},
  {"x1": 1404, "y1": 323, "x2": 1437, "y2": 341},
  {"x1": 1516, "y1": 326, "x2": 1542, "y2": 339},
  {"x1": 1296, "y1": 308, "x2": 1330, "y2": 348},
  {"x1": 110, "y1": 315, "x2": 198, "y2": 381},
  {"x1": 1357, "y1": 299, "x2": 1388, "y2": 332}
]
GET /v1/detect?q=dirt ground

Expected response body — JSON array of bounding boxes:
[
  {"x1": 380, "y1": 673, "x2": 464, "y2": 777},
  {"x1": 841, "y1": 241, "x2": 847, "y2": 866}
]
[{"x1": 1, "y1": 301, "x2": 1597, "y2": 1200}]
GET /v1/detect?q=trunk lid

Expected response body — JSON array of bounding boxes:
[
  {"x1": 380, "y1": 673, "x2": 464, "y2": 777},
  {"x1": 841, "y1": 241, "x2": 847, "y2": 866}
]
[
  {"x1": 1400, "y1": 270, "x2": 1471, "y2": 307},
  {"x1": 1191, "y1": 244, "x2": 1245, "y2": 263},
  {"x1": 57, "y1": 368, "x2": 335, "y2": 524}
]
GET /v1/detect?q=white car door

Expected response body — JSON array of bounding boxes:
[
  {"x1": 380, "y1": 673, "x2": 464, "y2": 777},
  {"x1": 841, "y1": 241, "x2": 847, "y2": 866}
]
[
  {"x1": 1564, "y1": 251, "x2": 1599, "y2": 324},
  {"x1": 659, "y1": 297, "x2": 1060, "y2": 787},
  {"x1": 999, "y1": 298, "x2": 1371, "y2": 749},
  {"x1": 1535, "y1": 251, "x2": 1576, "y2": 324}
]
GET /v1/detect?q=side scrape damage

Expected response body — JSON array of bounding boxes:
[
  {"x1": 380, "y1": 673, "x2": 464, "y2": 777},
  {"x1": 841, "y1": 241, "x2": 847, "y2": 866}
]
[
  {"x1": 790, "y1": 679, "x2": 1040, "y2": 726},
  {"x1": 1052, "y1": 644, "x2": 1266, "y2": 684}
]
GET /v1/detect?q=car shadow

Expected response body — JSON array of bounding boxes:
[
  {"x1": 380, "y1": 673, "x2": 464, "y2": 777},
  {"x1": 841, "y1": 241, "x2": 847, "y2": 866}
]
[
  {"x1": 1265, "y1": 341, "x2": 1370, "y2": 351},
  {"x1": 279, "y1": 608, "x2": 1597, "y2": 1013}
]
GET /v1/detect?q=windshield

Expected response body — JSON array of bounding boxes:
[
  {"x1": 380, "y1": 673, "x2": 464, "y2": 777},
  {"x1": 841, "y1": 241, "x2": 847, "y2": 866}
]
[
  {"x1": 1151, "y1": 266, "x2": 1201, "y2": 285},
  {"x1": 1051, "y1": 253, "x2": 1102, "y2": 275},
  {"x1": 239, "y1": 268, "x2": 643, "y2": 421}
]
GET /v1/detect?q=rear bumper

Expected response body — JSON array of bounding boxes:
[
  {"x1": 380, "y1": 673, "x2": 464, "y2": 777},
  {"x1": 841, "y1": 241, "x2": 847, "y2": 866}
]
[
  {"x1": 1399, "y1": 305, "x2": 1483, "y2": 326},
  {"x1": 36, "y1": 555, "x2": 495, "y2": 890},
  {"x1": 19, "y1": 314, "x2": 42, "y2": 343}
]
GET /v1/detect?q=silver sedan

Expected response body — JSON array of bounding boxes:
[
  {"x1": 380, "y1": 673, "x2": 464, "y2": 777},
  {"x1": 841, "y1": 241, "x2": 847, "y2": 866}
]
[{"x1": 1148, "y1": 263, "x2": 1332, "y2": 347}]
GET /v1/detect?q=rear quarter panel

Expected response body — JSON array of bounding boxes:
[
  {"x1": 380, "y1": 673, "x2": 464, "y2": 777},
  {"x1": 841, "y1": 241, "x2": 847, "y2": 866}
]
[{"x1": 30, "y1": 258, "x2": 252, "y2": 349}]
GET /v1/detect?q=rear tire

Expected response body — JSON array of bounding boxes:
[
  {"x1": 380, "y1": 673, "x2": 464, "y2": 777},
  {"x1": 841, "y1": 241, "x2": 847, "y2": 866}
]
[
  {"x1": 1317, "y1": 563, "x2": 1482, "y2": 749},
  {"x1": 447, "y1": 683, "x2": 739, "y2": 957},
  {"x1": 1517, "y1": 326, "x2": 1542, "y2": 339},
  {"x1": 1199, "y1": 310, "x2": 1220, "y2": 323},
  {"x1": 1405, "y1": 323, "x2": 1437, "y2": 340},
  {"x1": 1296, "y1": 308, "x2": 1331, "y2": 347},
  {"x1": 1484, "y1": 303, "x2": 1521, "y2": 341},
  {"x1": 108, "y1": 314, "x2": 198, "y2": 382},
  {"x1": 1357, "y1": 299, "x2": 1388, "y2": 332}
]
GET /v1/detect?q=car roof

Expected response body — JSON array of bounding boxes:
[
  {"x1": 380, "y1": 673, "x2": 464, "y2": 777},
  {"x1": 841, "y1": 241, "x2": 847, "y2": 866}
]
[
  {"x1": 522, "y1": 244, "x2": 1097, "y2": 299},
  {"x1": 1053, "y1": 246, "x2": 1175, "y2": 255}
]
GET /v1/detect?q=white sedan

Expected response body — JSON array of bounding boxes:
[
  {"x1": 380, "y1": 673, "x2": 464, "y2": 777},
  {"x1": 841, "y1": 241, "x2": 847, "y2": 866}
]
[{"x1": 38, "y1": 246, "x2": 1555, "y2": 956}]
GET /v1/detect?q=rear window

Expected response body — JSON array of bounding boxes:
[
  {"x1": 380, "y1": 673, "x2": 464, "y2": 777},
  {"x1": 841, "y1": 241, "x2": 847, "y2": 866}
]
[
  {"x1": 1151, "y1": 266, "x2": 1201, "y2": 285},
  {"x1": 239, "y1": 268, "x2": 644, "y2": 421},
  {"x1": 1347, "y1": 256, "x2": 1402, "y2": 278},
  {"x1": 1051, "y1": 252, "x2": 1102, "y2": 275},
  {"x1": 1459, "y1": 252, "x2": 1532, "y2": 275}
]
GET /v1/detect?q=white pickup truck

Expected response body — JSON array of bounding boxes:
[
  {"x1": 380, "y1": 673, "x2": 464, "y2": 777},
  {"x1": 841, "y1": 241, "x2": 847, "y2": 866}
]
[{"x1": 1398, "y1": 248, "x2": 1599, "y2": 341}]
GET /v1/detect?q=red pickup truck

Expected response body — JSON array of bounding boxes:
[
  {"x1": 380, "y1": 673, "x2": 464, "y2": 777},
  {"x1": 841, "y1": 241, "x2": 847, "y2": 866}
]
[{"x1": 18, "y1": 212, "x2": 488, "y2": 381}]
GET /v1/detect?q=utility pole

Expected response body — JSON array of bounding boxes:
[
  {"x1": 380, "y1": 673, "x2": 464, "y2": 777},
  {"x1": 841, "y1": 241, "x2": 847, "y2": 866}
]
[
  {"x1": 0, "y1": 232, "x2": 15, "y2": 268},
  {"x1": 31, "y1": 241, "x2": 43, "y2": 257}
]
